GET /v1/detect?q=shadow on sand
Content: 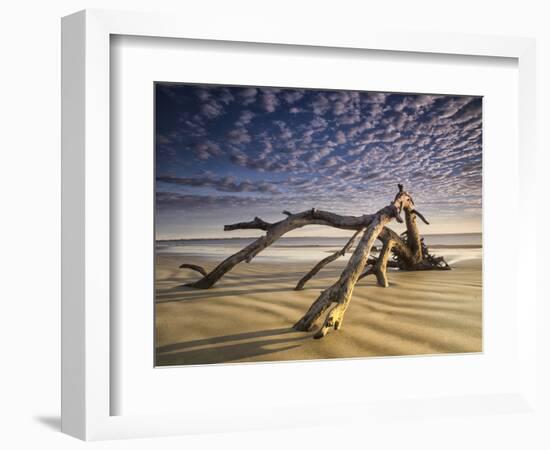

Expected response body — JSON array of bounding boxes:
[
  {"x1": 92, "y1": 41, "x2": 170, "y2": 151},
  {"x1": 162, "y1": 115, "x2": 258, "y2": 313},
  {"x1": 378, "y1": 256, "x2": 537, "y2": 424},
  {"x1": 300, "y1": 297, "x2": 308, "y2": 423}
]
[
  {"x1": 156, "y1": 327, "x2": 312, "y2": 366},
  {"x1": 156, "y1": 285, "x2": 302, "y2": 303}
]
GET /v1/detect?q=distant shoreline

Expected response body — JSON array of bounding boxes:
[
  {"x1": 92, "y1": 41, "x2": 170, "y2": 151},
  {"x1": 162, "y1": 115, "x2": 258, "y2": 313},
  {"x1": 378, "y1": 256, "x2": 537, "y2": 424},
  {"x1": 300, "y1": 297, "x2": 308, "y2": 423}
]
[{"x1": 156, "y1": 232, "x2": 482, "y2": 243}]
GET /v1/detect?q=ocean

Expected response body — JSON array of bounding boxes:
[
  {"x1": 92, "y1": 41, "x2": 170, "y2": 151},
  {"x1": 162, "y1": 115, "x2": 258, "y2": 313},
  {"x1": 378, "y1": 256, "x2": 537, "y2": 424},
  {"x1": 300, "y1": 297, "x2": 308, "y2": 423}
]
[{"x1": 156, "y1": 233, "x2": 482, "y2": 265}]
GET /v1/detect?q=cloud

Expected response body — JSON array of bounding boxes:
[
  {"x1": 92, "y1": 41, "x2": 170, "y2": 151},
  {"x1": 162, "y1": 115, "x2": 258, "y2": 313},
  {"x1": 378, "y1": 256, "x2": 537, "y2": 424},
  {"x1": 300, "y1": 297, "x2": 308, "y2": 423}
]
[
  {"x1": 238, "y1": 87, "x2": 258, "y2": 105},
  {"x1": 320, "y1": 156, "x2": 343, "y2": 169},
  {"x1": 310, "y1": 116, "x2": 328, "y2": 131},
  {"x1": 155, "y1": 83, "x2": 483, "y2": 228},
  {"x1": 273, "y1": 120, "x2": 293, "y2": 140},
  {"x1": 195, "y1": 88, "x2": 211, "y2": 101},
  {"x1": 284, "y1": 90, "x2": 305, "y2": 104},
  {"x1": 217, "y1": 88, "x2": 235, "y2": 105},
  {"x1": 311, "y1": 94, "x2": 331, "y2": 115},
  {"x1": 235, "y1": 110, "x2": 255, "y2": 127},
  {"x1": 446, "y1": 98, "x2": 481, "y2": 124},
  {"x1": 261, "y1": 90, "x2": 279, "y2": 112},
  {"x1": 227, "y1": 128, "x2": 252, "y2": 144},
  {"x1": 156, "y1": 192, "x2": 264, "y2": 210},
  {"x1": 194, "y1": 141, "x2": 221, "y2": 160},
  {"x1": 157, "y1": 174, "x2": 281, "y2": 195},
  {"x1": 335, "y1": 130, "x2": 347, "y2": 144},
  {"x1": 307, "y1": 145, "x2": 334, "y2": 163},
  {"x1": 200, "y1": 100, "x2": 224, "y2": 119}
]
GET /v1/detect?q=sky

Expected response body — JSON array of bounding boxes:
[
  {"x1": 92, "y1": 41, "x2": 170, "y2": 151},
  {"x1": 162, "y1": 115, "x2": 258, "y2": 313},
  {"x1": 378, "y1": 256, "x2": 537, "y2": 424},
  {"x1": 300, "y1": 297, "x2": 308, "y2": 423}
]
[{"x1": 155, "y1": 83, "x2": 482, "y2": 239}]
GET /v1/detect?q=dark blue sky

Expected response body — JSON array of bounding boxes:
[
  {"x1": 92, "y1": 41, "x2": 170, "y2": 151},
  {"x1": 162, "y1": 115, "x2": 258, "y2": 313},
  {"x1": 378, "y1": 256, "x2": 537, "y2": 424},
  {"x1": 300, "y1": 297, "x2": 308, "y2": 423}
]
[{"x1": 155, "y1": 83, "x2": 482, "y2": 239}]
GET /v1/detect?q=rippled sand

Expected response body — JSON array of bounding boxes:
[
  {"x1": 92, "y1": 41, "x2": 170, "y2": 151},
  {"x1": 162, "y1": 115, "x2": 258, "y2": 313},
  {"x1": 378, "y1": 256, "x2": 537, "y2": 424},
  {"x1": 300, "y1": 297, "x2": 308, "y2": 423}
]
[{"x1": 155, "y1": 250, "x2": 482, "y2": 366}]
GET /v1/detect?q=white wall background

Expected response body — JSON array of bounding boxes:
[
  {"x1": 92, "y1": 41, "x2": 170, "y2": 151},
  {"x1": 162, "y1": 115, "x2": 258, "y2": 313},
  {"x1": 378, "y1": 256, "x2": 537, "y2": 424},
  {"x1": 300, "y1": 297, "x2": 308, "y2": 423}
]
[{"x1": 0, "y1": 1, "x2": 548, "y2": 449}]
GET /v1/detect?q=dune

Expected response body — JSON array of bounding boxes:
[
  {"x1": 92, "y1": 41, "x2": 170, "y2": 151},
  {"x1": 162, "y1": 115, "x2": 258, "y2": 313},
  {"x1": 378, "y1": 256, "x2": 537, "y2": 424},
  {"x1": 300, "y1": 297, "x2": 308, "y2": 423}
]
[{"x1": 155, "y1": 251, "x2": 482, "y2": 366}]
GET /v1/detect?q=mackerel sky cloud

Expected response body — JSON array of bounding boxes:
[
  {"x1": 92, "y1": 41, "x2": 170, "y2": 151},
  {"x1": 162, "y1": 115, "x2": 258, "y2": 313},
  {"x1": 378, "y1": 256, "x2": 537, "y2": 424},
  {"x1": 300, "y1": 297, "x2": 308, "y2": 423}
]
[{"x1": 155, "y1": 83, "x2": 482, "y2": 239}]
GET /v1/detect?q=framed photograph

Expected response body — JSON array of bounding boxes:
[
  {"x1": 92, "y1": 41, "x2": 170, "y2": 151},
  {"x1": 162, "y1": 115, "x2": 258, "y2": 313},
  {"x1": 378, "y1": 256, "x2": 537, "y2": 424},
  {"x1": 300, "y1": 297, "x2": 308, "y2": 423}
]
[
  {"x1": 153, "y1": 82, "x2": 483, "y2": 366},
  {"x1": 62, "y1": 9, "x2": 538, "y2": 441}
]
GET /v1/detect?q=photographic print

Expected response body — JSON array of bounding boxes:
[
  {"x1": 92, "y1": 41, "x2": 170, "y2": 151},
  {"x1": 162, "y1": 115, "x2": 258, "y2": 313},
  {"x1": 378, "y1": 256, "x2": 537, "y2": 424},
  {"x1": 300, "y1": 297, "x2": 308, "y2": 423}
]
[{"x1": 155, "y1": 83, "x2": 482, "y2": 366}]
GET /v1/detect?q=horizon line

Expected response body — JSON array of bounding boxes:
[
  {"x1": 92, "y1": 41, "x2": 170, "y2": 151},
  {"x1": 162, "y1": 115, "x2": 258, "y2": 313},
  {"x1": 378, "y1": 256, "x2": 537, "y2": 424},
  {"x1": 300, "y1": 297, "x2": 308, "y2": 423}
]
[{"x1": 156, "y1": 231, "x2": 482, "y2": 242}]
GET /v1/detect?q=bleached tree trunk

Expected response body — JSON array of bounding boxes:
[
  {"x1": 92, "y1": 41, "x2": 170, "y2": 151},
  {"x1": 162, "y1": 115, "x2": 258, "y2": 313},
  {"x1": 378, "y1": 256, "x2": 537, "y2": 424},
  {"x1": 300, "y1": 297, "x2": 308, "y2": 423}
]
[
  {"x1": 404, "y1": 209, "x2": 423, "y2": 262},
  {"x1": 294, "y1": 229, "x2": 362, "y2": 291},
  {"x1": 359, "y1": 238, "x2": 395, "y2": 287},
  {"x1": 292, "y1": 201, "x2": 405, "y2": 338}
]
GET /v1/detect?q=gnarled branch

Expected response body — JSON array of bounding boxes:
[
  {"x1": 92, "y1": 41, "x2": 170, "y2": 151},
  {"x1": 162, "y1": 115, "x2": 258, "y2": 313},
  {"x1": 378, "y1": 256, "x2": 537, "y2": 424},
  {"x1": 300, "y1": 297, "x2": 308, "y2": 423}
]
[
  {"x1": 224, "y1": 216, "x2": 271, "y2": 231},
  {"x1": 358, "y1": 238, "x2": 395, "y2": 287},
  {"x1": 294, "y1": 229, "x2": 363, "y2": 291},
  {"x1": 185, "y1": 208, "x2": 375, "y2": 289},
  {"x1": 179, "y1": 263, "x2": 208, "y2": 277}
]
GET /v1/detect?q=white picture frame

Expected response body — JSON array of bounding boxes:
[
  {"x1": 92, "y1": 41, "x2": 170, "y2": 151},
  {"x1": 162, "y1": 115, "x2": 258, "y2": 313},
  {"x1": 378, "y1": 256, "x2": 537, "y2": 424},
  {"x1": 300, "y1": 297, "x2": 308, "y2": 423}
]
[{"x1": 61, "y1": 9, "x2": 537, "y2": 441}]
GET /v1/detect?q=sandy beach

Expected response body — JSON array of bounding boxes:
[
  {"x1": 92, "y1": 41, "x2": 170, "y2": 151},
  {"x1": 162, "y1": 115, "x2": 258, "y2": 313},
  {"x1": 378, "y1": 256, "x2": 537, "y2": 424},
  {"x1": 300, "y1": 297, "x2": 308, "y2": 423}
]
[{"x1": 155, "y1": 245, "x2": 482, "y2": 366}]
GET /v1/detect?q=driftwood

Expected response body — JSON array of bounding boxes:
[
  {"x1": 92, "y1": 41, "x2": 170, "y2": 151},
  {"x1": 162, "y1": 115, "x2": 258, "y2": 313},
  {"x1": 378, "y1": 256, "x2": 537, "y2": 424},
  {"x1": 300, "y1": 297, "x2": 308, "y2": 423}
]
[
  {"x1": 294, "y1": 229, "x2": 363, "y2": 291},
  {"x1": 178, "y1": 263, "x2": 208, "y2": 277},
  {"x1": 358, "y1": 211, "x2": 450, "y2": 282},
  {"x1": 358, "y1": 238, "x2": 395, "y2": 287},
  {"x1": 292, "y1": 204, "x2": 402, "y2": 338},
  {"x1": 184, "y1": 209, "x2": 379, "y2": 289},
  {"x1": 294, "y1": 192, "x2": 449, "y2": 290},
  {"x1": 178, "y1": 184, "x2": 450, "y2": 339}
]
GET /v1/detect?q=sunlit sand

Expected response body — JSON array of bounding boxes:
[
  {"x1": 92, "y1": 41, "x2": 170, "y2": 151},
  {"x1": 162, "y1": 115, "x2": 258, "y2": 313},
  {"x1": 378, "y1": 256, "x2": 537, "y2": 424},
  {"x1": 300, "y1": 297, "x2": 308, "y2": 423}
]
[{"x1": 155, "y1": 245, "x2": 482, "y2": 366}]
